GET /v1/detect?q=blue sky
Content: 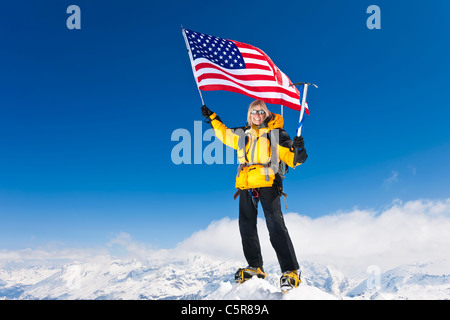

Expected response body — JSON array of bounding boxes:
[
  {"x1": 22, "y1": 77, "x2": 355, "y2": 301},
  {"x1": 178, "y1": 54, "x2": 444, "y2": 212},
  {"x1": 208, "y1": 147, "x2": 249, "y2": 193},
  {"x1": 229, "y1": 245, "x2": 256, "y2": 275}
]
[{"x1": 0, "y1": 0, "x2": 449, "y2": 250}]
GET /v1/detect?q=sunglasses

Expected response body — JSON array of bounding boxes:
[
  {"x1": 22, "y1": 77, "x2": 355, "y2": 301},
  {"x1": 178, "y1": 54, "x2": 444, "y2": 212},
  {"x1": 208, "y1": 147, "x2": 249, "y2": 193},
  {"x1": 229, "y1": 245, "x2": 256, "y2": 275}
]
[{"x1": 250, "y1": 110, "x2": 266, "y2": 115}]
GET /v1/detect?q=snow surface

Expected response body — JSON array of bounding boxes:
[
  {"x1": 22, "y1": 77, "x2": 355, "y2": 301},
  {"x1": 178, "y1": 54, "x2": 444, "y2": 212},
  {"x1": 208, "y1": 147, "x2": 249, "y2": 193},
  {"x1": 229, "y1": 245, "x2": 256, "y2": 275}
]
[{"x1": 1, "y1": 255, "x2": 449, "y2": 300}]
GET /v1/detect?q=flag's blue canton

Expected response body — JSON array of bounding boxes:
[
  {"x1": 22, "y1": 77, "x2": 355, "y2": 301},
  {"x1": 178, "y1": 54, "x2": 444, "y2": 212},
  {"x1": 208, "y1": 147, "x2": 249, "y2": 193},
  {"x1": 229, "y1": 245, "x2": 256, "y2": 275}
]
[{"x1": 185, "y1": 29, "x2": 245, "y2": 70}]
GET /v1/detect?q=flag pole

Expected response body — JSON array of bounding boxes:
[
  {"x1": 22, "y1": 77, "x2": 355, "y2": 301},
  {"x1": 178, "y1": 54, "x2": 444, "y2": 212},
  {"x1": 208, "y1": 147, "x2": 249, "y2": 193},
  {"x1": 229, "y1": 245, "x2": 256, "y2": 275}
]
[
  {"x1": 181, "y1": 26, "x2": 205, "y2": 106},
  {"x1": 291, "y1": 82, "x2": 318, "y2": 136}
]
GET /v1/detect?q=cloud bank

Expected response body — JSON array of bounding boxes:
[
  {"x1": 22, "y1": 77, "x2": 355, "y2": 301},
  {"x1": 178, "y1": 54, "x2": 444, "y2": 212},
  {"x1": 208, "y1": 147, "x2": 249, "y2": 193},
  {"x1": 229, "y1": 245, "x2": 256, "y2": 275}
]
[
  {"x1": 2, "y1": 198, "x2": 450, "y2": 276},
  {"x1": 175, "y1": 198, "x2": 450, "y2": 274}
]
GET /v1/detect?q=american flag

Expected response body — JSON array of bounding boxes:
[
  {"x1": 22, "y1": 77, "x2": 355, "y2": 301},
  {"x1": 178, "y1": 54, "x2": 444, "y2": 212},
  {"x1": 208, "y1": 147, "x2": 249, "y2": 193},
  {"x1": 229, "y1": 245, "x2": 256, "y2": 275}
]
[{"x1": 182, "y1": 29, "x2": 308, "y2": 113}]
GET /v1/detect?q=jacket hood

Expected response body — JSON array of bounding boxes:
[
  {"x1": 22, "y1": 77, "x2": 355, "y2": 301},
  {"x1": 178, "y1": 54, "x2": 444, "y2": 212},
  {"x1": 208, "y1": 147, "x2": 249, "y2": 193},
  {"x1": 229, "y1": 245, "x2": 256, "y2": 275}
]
[{"x1": 262, "y1": 113, "x2": 284, "y2": 130}]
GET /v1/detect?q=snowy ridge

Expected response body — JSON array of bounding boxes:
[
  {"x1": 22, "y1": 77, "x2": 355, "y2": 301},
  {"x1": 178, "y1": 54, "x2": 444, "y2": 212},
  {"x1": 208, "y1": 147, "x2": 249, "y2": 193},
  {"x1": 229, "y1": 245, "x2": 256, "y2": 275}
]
[{"x1": 1, "y1": 255, "x2": 449, "y2": 300}]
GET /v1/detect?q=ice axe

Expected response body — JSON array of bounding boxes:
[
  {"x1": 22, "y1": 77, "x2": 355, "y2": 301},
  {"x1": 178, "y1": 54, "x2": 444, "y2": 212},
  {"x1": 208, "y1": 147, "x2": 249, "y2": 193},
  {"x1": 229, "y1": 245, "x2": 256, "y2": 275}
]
[{"x1": 290, "y1": 82, "x2": 318, "y2": 136}]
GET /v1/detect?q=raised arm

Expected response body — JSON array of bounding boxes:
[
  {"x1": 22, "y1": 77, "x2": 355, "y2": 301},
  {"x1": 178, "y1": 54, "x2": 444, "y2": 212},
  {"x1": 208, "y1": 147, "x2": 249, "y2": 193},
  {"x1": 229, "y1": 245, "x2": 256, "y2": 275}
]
[{"x1": 201, "y1": 105, "x2": 240, "y2": 150}]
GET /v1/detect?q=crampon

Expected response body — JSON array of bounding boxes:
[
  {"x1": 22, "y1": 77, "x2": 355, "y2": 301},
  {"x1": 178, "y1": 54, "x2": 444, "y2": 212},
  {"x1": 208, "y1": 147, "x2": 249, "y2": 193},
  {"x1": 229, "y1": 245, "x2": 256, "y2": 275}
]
[
  {"x1": 280, "y1": 270, "x2": 301, "y2": 293},
  {"x1": 235, "y1": 267, "x2": 267, "y2": 284}
]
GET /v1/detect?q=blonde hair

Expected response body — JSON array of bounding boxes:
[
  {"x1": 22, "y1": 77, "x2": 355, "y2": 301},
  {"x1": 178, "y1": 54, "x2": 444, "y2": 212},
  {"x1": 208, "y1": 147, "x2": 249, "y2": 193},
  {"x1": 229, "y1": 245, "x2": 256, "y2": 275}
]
[{"x1": 247, "y1": 100, "x2": 272, "y2": 125}]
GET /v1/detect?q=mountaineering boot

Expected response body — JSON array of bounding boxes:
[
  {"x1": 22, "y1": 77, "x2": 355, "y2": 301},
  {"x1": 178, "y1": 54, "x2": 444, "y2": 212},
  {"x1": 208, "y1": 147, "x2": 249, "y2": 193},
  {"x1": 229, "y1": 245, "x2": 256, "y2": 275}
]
[
  {"x1": 235, "y1": 266, "x2": 267, "y2": 284},
  {"x1": 280, "y1": 270, "x2": 301, "y2": 292}
]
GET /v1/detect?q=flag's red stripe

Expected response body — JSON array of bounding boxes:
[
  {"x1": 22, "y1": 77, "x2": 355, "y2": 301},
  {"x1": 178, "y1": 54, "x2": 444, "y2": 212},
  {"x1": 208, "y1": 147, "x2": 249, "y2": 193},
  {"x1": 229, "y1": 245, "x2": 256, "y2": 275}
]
[
  {"x1": 200, "y1": 84, "x2": 303, "y2": 111},
  {"x1": 197, "y1": 73, "x2": 300, "y2": 100},
  {"x1": 198, "y1": 70, "x2": 275, "y2": 82},
  {"x1": 240, "y1": 52, "x2": 267, "y2": 61},
  {"x1": 195, "y1": 62, "x2": 274, "y2": 81},
  {"x1": 243, "y1": 63, "x2": 272, "y2": 71},
  {"x1": 195, "y1": 61, "x2": 272, "y2": 73}
]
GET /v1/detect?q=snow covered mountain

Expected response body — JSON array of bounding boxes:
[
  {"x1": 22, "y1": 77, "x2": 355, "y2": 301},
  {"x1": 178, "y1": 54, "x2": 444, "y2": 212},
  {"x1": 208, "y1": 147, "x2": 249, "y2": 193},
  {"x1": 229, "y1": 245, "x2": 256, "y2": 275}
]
[
  {"x1": 1, "y1": 255, "x2": 448, "y2": 300},
  {"x1": 2, "y1": 199, "x2": 450, "y2": 300},
  {"x1": 348, "y1": 260, "x2": 450, "y2": 300}
]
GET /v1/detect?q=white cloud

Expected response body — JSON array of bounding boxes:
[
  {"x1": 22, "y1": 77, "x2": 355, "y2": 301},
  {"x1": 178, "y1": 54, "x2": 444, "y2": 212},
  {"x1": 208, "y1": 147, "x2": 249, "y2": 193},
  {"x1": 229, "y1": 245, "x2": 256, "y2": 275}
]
[
  {"x1": 290, "y1": 198, "x2": 450, "y2": 273},
  {"x1": 0, "y1": 246, "x2": 110, "y2": 269},
  {"x1": 106, "y1": 232, "x2": 174, "y2": 264},
  {"x1": 174, "y1": 198, "x2": 450, "y2": 275},
  {"x1": 2, "y1": 198, "x2": 450, "y2": 277},
  {"x1": 175, "y1": 217, "x2": 241, "y2": 260}
]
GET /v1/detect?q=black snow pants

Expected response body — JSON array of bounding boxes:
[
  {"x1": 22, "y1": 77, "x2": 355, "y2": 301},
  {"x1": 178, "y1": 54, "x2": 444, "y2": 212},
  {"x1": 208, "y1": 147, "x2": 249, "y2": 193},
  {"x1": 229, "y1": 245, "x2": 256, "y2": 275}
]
[{"x1": 238, "y1": 185, "x2": 299, "y2": 273}]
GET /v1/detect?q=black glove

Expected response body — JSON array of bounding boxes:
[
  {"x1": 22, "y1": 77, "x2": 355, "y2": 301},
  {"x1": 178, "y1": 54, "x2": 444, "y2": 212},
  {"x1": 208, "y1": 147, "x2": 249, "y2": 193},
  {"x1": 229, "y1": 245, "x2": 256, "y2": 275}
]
[
  {"x1": 293, "y1": 136, "x2": 307, "y2": 165},
  {"x1": 293, "y1": 136, "x2": 305, "y2": 149},
  {"x1": 201, "y1": 105, "x2": 213, "y2": 118}
]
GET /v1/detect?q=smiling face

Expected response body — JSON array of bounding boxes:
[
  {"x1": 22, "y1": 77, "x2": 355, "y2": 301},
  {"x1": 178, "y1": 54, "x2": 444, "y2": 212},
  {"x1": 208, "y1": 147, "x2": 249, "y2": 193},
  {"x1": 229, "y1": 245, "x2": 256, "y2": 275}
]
[
  {"x1": 250, "y1": 108, "x2": 267, "y2": 126},
  {"x1": 247, "y1": 100, "x2": 271, "y2": 126}
]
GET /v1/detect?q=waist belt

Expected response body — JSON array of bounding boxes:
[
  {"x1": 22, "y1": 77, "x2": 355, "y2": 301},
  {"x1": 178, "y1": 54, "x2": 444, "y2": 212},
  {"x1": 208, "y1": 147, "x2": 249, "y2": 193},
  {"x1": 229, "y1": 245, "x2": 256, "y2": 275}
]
[{"x1": 236, "y1": 163, "x2": 271, "y2": 182}]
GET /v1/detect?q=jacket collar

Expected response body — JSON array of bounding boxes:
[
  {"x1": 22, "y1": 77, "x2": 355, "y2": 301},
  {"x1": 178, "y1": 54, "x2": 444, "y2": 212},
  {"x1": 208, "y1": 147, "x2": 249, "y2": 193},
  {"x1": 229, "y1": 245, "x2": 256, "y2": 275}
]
[{"x1": 246, "y1": 113, "x2": 284, "y2": 133}]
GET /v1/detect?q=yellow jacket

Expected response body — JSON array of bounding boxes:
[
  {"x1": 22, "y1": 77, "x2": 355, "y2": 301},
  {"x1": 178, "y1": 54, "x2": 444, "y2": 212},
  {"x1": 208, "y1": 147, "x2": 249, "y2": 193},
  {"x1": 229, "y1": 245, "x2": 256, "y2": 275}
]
[{"x1": 210, "y1": 112, "x2": 307, "y2": 190}]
